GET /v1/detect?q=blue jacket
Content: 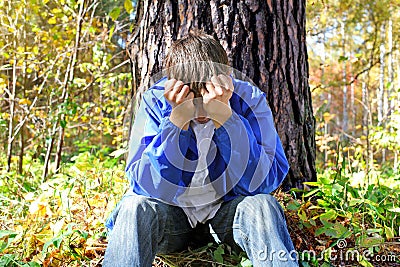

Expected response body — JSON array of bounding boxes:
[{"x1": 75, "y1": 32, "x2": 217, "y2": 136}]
[{"x1": 105, "y1": 76, "x2": 289, "y2": 230}]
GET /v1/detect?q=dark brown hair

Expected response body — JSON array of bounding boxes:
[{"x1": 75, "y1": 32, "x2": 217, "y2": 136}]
[{"x1": 164, "y1": 30, "x2": 229, "y2": 96}]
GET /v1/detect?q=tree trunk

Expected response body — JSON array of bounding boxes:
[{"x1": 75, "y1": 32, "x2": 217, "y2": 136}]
[
  {"x1": 54, "y1": 1, "x2": 84, "y2": 172},
  {"x1": 378, "y1": 23, "x2": 385, "y2": 123},
  {"x1": 379, "y1": 23, "x2": 386, "y2": 163},
  {"x1": 7, "y1": 21, "x2": 18, "y2": 173},
  {"x1": 341, "y1": 20, "x2": 348, "y2": 139},
  {"x1": 128, "y1": 0, "x2": 316, "y2": 189},
  {"x1": 387, "y1": 19, "x2": 394, "y2": 169},
  {"x1": 320, "y1": 24, "x2": 330, "y2": 166},
  {"x1": 388, "y1": 19, "x2": 393, "y2": 112},
  {"x1": 19, "y1": 0, "x2": 28, "y2": 175},
  {"x1": 6, "y1": 55, "x2": 16, "y2": 173},
  {"x1": 394, "y1": 50, "x2": 400, "y2": 172}
]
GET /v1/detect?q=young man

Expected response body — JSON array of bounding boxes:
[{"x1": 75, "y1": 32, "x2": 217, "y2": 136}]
[{"x1": 103, "y1": 31, "x2": 298, "y2": 266}]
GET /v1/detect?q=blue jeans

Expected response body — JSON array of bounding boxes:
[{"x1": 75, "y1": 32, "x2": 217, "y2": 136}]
[{"x1": 102, "y1": 194, "x2": 298, "y2": 266}]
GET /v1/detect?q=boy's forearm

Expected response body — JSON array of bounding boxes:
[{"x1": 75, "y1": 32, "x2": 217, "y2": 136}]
[
  {"x1": 210, "y1": 105, "x2": 232, "y2": 129},
  {"x1": 169, "y1": 108, "x2": 191, "y2": 130}
]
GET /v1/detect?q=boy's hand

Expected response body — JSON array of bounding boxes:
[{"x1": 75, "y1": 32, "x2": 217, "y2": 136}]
[
  {"x1": 202, "y1": 74, "x2": 233, "y2": 128},
  {"x1": 164, "y1": 79, "x2": 195, "y2": 130}
]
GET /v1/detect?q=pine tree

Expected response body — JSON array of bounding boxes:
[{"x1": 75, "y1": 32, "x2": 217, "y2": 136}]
[{"x1": 127, "y1": 0, "x2": 317, "y2": 189}]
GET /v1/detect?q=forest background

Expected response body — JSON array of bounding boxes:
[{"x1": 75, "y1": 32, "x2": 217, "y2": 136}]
[{"x1": 0, "y1": 0, "x2": 399, "y2": 266}]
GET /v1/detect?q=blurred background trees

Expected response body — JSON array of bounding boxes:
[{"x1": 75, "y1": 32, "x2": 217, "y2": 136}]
[
  {"x1": 0, "y1": 0, "x2": 132, "y2": 179},
  {"x1": 308, "y1": 0, "x2": 400, "y2": 177}
]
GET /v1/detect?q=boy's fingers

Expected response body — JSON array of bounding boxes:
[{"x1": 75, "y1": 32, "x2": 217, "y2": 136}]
[
  {"x1": 175, "y1": 85, "x2": 190, "y2": 104},
  {"x1": 172, "y1": 80, "x2": 184, "y2": 93},
  {"x1": 218, "y1": 74, "x2": 233, "y2": 91},
  {"x1": 200, "y1": 88, "x2": 207, "y2": 96},
  {"x1": 166, "y1": 80, "x2": 184, "y2": 100},
  {"x1": 205, "y1": 81, "x2": 216, "y2": 99},
  {"x1": 164, "y1": 79, "x2": 177, "y2": 101},
  {"x1": 211, "y1": 75, "x2": 223, "y2": 87},
  {"x1": 186, "y1": 91, "x2": 194, "y2": 100},
  {"x1": 210, "y1": 76, "x2": 224, "y2": 95},
  {"x1": 164, "y1": 79, "x2": 177, "y2": 92}
]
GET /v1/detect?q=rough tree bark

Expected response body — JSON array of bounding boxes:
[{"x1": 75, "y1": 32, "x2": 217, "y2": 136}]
[{"x1": 127, "y1": 0, "x2": 316, "y2": 189}]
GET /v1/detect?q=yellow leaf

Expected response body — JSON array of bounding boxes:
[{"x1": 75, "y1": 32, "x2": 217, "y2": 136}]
[
  {"x1": 32, "y1": 26, "x2": 40, "y2": 33},
  {"x1": 323, "y1": 112, "x2": 335, "y2": 122},
  {"x1": 48, "y1": 17, "x2": 57, "y2": 25},
  {"x1": 31, "y1": 254, "x2": 46, "y2": 265},
  {"x1": 34, "y1": 228, "x2": 52, "y2": 244},
  {"x1": 320, "y1": 13, "x2": 326, "y2": 24},
  {"x1": 52, "y1": 8, "x2": 62, "y2": 13},
  {"x1": 385, "y1": 226, "x2": 394, "y2": 239},
  {"x1": 19, "y1": 98, "x2": 32, "y2": 105}
]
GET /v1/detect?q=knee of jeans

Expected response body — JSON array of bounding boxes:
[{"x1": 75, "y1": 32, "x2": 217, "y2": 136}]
[
  {"x1": 119, "y1": 195, "x2": 157, "y2": 219},
  {"x1": 236, "y1": 194, "x2": 284, "y2": 219}
]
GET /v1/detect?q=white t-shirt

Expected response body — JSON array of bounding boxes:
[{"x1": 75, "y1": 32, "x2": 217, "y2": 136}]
[{"x1": 177, "y1": 119, "x2": 222, "y2": 228}]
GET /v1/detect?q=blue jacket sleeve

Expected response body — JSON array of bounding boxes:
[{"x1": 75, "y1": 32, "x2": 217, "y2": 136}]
[
  {"x1": 212, "y1": 84, "x2": 289, "y2": 196},
  {"x1": 125, "y1": 89, "x2": 193, "y2": 203}
]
